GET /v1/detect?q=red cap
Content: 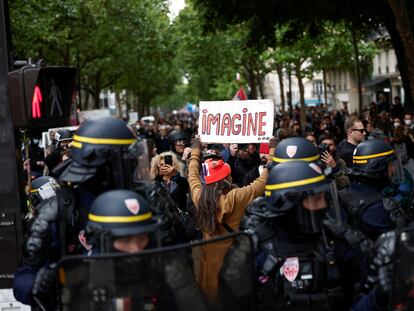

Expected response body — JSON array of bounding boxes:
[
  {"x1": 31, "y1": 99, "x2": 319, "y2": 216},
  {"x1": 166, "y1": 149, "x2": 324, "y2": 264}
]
[
  {"x1": 259, "y1": 143, "x2": 270, "y2": 154},
  {"x1": 202, "y1": 159, "x2": 231, "y2": 185}
]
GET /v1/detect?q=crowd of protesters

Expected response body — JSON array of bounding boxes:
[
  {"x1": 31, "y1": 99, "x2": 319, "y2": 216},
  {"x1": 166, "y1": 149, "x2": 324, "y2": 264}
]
[{"x1": 18, "y1": 93, "x2": 414, "y2": 310}]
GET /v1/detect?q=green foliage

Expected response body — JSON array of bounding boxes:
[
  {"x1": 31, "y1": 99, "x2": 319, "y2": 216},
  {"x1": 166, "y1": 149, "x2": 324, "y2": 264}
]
[
  {"x1": 171, "y1": 5, "x2": 246, "y2": 102},
  {"x1": 9, "y1": 0, "x2": 178, "y2": 110}
]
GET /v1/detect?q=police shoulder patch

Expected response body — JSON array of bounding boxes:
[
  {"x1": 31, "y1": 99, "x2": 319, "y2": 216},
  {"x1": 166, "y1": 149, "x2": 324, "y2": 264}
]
[{"x1": 281, "y1": 257, "x2": 299, "y2": 283}]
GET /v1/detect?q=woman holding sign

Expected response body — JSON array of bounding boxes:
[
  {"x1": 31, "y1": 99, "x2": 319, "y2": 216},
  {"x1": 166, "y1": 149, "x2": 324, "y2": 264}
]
[{"x1": 188, "y1": 136, "x2": 275, "y2": 303}]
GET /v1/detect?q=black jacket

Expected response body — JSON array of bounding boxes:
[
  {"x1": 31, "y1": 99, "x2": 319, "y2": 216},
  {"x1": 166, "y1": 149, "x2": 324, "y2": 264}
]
[
  {"x1": 155, "y1": 173, "x2": 189, "y2": 211},
  {"x1": 336, "y1": 140, "x2": 357, "y2": 168}
]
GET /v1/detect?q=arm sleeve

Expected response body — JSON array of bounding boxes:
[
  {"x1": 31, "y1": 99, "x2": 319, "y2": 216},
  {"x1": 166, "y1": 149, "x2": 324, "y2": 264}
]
[
  {"x1": 13, "y1": 265, "x2": 38, "y2": 305},
  {"x1": 232, "y1": 168, "x2": 268, "y2": 207},
  {"x1": 188, "y1": 147, "x2": 202, "y2": 208}
]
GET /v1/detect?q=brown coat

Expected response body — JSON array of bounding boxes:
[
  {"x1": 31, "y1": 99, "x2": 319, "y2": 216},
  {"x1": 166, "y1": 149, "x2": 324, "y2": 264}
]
[{"x1": 188, "y1": 147, "x2": 269, "y2": 301}]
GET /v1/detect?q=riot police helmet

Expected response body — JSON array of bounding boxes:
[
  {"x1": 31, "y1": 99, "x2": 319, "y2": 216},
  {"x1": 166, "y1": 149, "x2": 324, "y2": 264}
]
[
  {"x1": 59, "y1": 117, "x2": 149, "y2": 186},
  {"x1": 29, "y1": 176, "x2": 60, "y2": 207},
  {"x1": 265, "y1": 160, "x2": 341, "y2": 233},
  {"x1": 352, "y1": 139, "x2": 403, "y2": 183},
  {"x1": 87, "y1": 190, "x2": 159, "y2": 237},
  {"x1": 87, "y1": 190, "x2": 160, "y2": 252},
  {"x1": 272, "y1": 137, "x2": 319, "y2": 165},
  {"x1": 56, "y1": 129, "x2": 73, "y2": 147}
]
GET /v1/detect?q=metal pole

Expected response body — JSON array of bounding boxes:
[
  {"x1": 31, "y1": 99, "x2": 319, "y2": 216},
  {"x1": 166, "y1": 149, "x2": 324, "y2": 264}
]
[{"x1": 0, "y1": 0, "x2": 25, "y2": 288}]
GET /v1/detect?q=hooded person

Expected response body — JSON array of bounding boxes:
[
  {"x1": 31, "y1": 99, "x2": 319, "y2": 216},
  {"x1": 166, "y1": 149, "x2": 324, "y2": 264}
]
[{"x1": 188, "y1": 137, "x2": 275, "y2": 303}]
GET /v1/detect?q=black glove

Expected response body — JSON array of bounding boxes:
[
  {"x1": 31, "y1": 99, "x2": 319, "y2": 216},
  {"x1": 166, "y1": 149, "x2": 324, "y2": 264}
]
[
  {"x1": 32, "y1": 265, "x2": 57, "y2": 298},
  {"x1": 365, "y1": 231, "x2": 395, "y2": 293},
  {"x1": 323, "y1": 216, "x2": 348, "y2": 236}
]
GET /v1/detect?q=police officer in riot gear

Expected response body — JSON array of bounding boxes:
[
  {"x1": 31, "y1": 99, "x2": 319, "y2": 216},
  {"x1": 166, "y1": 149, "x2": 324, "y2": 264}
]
[
  {"x1": 13, "y1": 176, "x2": 60, "y2": 306},
  {"x1": 59, "y1": 116, "x2": 144, "y2": 189},
  {"x1": 86, "y1": 189, "x2": 161, "y2": 253},
  {"x1": 56, "y1": 189, "x2": 207, "y2": 311},
  {"x1": 271, "y1": 137, "x2": 320, "y2": 165},
  {"x1": 14, "y1": 117, "x2": 149, "y2": 308},
  {"x1": 234, "y1": 160, "x2": 358, "y2": 311},
  {"x1": 15, "y1": 117, "x2": 184, "y2": 309},
  {"x1": 271, "y1": 137, "x2": 350, "y2": 189},
  {"x1": 28, "y1": 176, "x2": 60, "y2": 209},
  {"x1": 340, "y1": 139, "x2": 408, "y2": 241}
]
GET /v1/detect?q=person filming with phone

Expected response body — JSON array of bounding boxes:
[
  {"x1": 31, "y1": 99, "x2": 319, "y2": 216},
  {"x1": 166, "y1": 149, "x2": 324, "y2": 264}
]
[{"x1": 150, "y1": 152, "x2": 189, "y2": 212}]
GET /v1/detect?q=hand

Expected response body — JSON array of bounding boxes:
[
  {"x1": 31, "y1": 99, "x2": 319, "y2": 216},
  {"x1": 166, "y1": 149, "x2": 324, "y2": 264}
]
[
  {"x1": 191, "y1": 136, "x2": 202, "y2": 149},
  {"x1": 323, "y1": 215, "x2": 348, "y2": 236},
  {"x1": 182, "y1": 147, "x2": 192, "y2": 160},
  {"x1": 268, "y1": 137, "x2": 277, "y2": 149},
  {"x1": 230, "y1": 144, "x2": 238, "y2": 157},
  {"x1": 159, "y1": 164, "x2": 175, "y2": 176},
  {"x1": 32, "y1": 265, "x2": 57, "y2": 298},
  {"x1": 23, "y1": 159, "x2": 31, "y2": 172},
  {"x1": 321, "y1": 151, "x2": 336, "y2": 168}
]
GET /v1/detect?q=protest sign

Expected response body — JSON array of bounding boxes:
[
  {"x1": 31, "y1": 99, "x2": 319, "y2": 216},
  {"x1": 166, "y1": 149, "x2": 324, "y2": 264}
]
[{"x1": 198, "y1": 99, "x2": 274, "y2": 143}]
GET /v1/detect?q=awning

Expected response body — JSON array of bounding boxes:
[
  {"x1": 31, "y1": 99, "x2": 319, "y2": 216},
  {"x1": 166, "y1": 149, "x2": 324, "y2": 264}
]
[
  {"x1": 364, "y1": 78, "x2": 389, "y2": 88},
  {"x1": 295, "y1": 98, "x2": 323, "y2": 107}
]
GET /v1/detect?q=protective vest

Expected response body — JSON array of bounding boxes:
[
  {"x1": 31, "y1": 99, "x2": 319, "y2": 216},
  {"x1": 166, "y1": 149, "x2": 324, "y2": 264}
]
[{"x1": 255, "y1": 229, "x2": 344, "y2": 311}]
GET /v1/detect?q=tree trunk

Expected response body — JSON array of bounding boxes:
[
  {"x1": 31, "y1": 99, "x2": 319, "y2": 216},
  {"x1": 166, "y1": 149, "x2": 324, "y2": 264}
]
[
  {"x1": 257, "y1": 74, "x2": 265, "y2": 99},
  {"x1": 287, "y1": 65, "x2": 292, "y2": 112},
  {"x1": 323, "y1": 69, "x2": 328, "y2": 106},
  {"x1": 91, "y1": 90, "x2": 100, "y2": 109},
  {"x1": 386, "y1": 19, "x2": 413, "y2": 110},
  {"x1": 82, "y1": 89, "x2": 89, "y2": 111},
  {"x1": 276, "y1": 63, "x2": 286, "y2": 112},
  {"x1": 295, "y1": 61, "x2": 306, "y2": 128},
  {"x1": 115, "y1": 91, "x2": 122, "y2": 118},
  {"x1": 350, "y1": 28, "x2": 363, "y2": 113},
  {"x1": 244, "y1": 59, "x2": 258, "y2": 99},
  {"x1": 133, "y1": 92, "x2": 139, "y2": 113},
  {"x1": 388, "y1": 0, "x2": 414, "y2": 110}
]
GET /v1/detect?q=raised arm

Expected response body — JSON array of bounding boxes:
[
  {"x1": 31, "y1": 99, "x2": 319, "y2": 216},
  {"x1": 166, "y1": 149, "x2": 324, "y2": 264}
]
[{"x1": 188, "y1": 139, "x2": 203, "y2": 208}]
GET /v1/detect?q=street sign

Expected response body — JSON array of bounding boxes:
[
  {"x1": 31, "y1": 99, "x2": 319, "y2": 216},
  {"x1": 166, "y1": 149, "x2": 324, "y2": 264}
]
[{"x1": 7, "y1": 66, "x2": 77, "y2": 129}]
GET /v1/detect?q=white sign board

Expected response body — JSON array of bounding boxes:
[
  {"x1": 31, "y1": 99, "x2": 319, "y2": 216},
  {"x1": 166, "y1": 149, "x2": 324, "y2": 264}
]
[{"x1": 198, "y1": 99, "x2": 274, "y2": 143}]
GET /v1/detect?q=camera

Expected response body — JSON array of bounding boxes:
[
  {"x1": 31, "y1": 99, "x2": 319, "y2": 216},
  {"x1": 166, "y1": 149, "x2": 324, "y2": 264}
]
[{"x1": 317, "y1": 143, "x2": 330, "y2": 155}]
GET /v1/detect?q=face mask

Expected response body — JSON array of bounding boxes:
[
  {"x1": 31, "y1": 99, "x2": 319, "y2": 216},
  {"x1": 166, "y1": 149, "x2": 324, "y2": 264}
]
[
  {"x1": 394, "y1": 122, "x2": 401, "y2": 128},
  {"x1": 405, "y1": 119, "x2": 412, "y2": 126},
  {"x1": 32, "y1": 139, "x2": 39, "y2": 144}
]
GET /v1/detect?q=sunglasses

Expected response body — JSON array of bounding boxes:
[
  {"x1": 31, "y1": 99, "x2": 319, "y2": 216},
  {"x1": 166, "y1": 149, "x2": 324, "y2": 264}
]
[{"x1": 351, "y1": 128, "x2": 366, "y2": 133}]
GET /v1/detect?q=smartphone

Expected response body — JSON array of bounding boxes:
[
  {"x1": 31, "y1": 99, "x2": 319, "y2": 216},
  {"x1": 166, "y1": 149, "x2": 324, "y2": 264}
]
[{"x1": 164, "y1": 155, "x2": 173, "y2": 166}]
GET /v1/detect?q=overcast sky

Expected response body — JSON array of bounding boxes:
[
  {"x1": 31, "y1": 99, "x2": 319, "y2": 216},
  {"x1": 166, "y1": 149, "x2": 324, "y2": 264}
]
[{"x1": 168, "y1": 0, "x2": 185, "y2": 19}]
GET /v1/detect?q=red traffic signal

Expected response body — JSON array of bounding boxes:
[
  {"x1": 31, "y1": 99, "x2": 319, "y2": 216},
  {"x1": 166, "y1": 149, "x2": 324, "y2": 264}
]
[{"x1": 7, "y1": 66, "x2": 77, "y2": 129}]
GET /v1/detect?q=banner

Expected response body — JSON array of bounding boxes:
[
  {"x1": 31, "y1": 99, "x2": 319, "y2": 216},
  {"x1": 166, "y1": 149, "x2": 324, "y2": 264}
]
[{"x1": 198, "y1": 99, "x2": 274, "y2": 143}]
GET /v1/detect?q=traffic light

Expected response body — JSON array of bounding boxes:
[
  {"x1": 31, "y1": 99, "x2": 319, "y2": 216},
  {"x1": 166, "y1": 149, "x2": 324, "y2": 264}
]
[{"x1": 7, "y1": 65, "x2": 77, "y2": 129}]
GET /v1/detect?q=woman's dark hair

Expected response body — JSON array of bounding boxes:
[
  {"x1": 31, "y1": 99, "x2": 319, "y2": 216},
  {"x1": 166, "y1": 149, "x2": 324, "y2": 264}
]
[{"x1": 196, "y1": 178, "x2": 235, "y2": 234}]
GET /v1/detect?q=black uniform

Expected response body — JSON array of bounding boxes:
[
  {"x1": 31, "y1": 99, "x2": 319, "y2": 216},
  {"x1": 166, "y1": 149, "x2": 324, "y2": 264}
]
[
  {"x1": 227, "y1": 160, "x2": 361, "y2": 311},
  {"x1": 14, "y1": 117, "x2": 145, "y2": 308}
]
